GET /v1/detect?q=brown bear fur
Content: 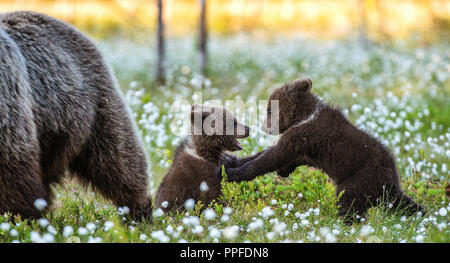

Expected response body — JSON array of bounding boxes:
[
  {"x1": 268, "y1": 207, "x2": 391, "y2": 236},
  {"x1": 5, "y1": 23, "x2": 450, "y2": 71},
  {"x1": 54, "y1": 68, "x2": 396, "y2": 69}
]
[
  {"x1": 224, "y1": 78, "x2": 424, "y2": 220},
  {"x1": 0, "y1": 11, "x2": 152, "y2": 220},
  {"x1": 155, "y1": 104, "x2": 249, "y2": 213}
]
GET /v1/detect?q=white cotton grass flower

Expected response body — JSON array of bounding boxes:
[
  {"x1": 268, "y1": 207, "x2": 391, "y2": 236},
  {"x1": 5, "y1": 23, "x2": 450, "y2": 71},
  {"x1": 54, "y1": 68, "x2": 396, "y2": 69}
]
[
  {"x1": 42, "y1": 233, "x2": 54, "y2": 243},
  {"x1": 204, "y1": 208, "x2": 216, "y2": 220},
  {"x1": 161, "y1": 201, "x2": 169, "y2": 208},
  {"x1": 273, "y1": 222, "x2": 287, "y2": 233},
  {"x1": 77, "y1": 227, "x2": 88, "y2": 236},
  {"x1": 223, "y1": 207, "x2": 233, "y2": 215},
  {"x1": 10, "y1": 229, "x2": 18, "y2": 237},
  {"x1": 360, "y1": 225, "x2": 374, "y2": 236},
  {"x1": 104, "y1": 221, "x2": 114, "y2": 231},
  {"x1": 151, "y1": 230, "x2": 170, "y2": 242},
  {"x1": 262, "y1": 207, "x2": 274, "y2": 218},
  {"x1": 118, "y1": 206, "x2": 130, "y2": 215},
  {"x1": 63, "y1": 226, "x2": 74, "y2": 237},
  {"x1": 39, "y1": 218, "x2": 49, "y2": 228},
  {"x1": 200, "y1": 181, "x2": 209, "y2": 192},
  {"x1": 86, "y1": 222, "x2": 96, "y2": 232},
  {"x1": 88, "y1": 236, "x2": 102, "y2": 243},
  {"x1": 140, "y1": 234, "x2": 147, "y2": 241},
  {"x1": 266, "y1": 232, "x2": 275, "y2": 240},
  {"x1": 182, "y1": 216, "x2": 200, "y2": 226},
  {"x1": 0, "y1": 222, "x2": 10, "y2": 231},
  {"x1": 221, "y1": 214, "x2": 230, "y2": 222},
  {"x1": 30, "y1": 231, "x2": 41, "y2": 243},
  {"x1": 34, "y1": 198, "x2": 47, "y2": 211},
  {"x1": 184, "y1": 198, "x2": 195, "y2": 210},
  {"x1": 153, "y1": 208, "x2": 164, "y2": 218},
  {"x1": 223, "y1": 225, "x2": 239, "y2": 240},
  {"x1": 209, "y1": 227, "x2": 221, "y2": 239},
  {"x1": 248, "y1": 219, "x2": 264, "y2": 231},
  {"x1": 192, "y1": 225, "x2": 204, "y2": 234},
  {"x1": 438, "y1": 207, "x2": 447, "y2": 217},
  {"x1": 287, "y1": 203, "x2": 294, "y2": 211}
]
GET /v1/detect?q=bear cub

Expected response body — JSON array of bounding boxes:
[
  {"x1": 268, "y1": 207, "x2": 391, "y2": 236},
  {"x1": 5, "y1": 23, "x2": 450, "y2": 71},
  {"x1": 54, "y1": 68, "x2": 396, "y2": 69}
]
[
  {"x1": 155, "y1": 104, "x2": 250, "y2": 213},
  {"x1": 224, "y1": 78, "x2": 424, "y2": 220}
]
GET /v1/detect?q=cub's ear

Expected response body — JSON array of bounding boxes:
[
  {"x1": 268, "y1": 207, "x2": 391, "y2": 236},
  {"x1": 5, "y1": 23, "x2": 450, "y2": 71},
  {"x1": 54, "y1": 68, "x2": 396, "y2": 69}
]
[
  {"x1": 190, "y1": 106, "x2": 211, "y2": 125},
  {"x1": 292, "y1": 78, "x2": 312, "y2": 93}
]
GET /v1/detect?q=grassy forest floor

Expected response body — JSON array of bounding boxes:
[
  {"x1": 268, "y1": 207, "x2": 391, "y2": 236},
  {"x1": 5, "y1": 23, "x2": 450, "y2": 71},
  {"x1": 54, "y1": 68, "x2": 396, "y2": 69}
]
[{"x1": 0, "y1": 35, "x2": 449, "y2": 243}]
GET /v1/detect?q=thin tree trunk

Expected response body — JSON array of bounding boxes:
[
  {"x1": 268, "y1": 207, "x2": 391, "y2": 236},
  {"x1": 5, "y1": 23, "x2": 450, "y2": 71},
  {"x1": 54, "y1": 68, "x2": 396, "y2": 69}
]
[
  {"x1": 156, "y1": 0, "x2": 165, "y2": 84},
  {"x1": 199, "y1": 0, "x2": 207, "y2": 76},
  {"x1": 358, "y1": 0, "x2": 369, "y2": 48}
]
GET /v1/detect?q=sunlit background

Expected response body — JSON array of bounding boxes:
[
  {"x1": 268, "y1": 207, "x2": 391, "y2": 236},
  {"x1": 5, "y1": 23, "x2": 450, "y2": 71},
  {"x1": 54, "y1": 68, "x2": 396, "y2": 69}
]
[{"x1": 1, "y1": 0, "x2": 449, "y2": 41}]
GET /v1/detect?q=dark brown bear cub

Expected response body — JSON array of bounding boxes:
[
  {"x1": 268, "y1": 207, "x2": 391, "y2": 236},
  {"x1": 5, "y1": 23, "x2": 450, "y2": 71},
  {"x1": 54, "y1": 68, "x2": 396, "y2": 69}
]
[
  {"x1": 224, "y1": 78, "x2": 424, "y2": 220},
  {"x1": 155, "y1": 104, "x2": 250, "y2": 213}
]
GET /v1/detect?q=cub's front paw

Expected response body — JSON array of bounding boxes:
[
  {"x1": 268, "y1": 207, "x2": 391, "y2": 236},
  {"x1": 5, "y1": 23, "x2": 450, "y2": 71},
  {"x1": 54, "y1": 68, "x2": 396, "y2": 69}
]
[
  {"x1": 224, "y1": 167, "x2": 239, "y2": 182},
  {"x1": 276, "y1": 167, "x2": 294, "y2": 178}
]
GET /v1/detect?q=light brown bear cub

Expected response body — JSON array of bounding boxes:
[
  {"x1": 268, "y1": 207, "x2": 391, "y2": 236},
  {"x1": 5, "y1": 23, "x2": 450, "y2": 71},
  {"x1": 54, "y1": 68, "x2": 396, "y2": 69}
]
[{"x1": 155, "y1": 104, "x2": 250, "y2": 212}]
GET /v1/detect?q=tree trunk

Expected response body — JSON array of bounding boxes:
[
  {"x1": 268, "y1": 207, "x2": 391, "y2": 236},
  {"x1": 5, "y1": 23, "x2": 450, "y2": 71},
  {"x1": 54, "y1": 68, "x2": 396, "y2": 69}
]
[
  {"x1": 199, "y1": 0, "x2": 207, "y2": 76},
  {"x1": 358, "y1": 0, "x2": 369, "y2": 48},
  {"x1": 156, "y1": 0, "x2": 165, "y2": 84}
]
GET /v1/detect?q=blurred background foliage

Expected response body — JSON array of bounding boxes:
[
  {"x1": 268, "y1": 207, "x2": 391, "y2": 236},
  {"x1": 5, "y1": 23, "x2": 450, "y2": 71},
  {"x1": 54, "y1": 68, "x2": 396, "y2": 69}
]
[{"x1": 1, "y1": 0, "x2": 449, "y2": 44}]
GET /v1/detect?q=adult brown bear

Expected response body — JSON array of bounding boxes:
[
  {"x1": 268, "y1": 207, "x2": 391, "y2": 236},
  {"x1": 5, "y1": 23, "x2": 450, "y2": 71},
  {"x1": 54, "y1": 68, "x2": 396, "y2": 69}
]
[{"x1": 0, "y1": 11, "x2": 152, "y2": 220}]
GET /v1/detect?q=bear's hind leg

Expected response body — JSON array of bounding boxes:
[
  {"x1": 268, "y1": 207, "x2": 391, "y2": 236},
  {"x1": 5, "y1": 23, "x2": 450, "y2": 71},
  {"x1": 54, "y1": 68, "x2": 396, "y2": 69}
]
[{"x1": 0, "y1": 152, "x2": 51, "y2": 219}]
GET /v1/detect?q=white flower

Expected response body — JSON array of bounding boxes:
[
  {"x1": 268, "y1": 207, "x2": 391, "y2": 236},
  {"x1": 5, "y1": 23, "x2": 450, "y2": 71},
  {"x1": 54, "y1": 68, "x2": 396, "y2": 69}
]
[
  {"x1": 10, "y1": 229, "x2": 18, "y2": 237},
  {"x1": 151, "y1": 230, "x2": 170, "y2": 242},
  {"x1": 439, "y1": 207, "x2": 447, "y2": 217},
  {"x1": 63, "y1": 226, "x2": 74, "y2": 237},
  {"x1": 221, "y1": 215, "x2": 230, "y2": 222},
  {"x1": 34, "y1": 199, "x2": 47, "y2": 211},
  {"x1": 30, "y1": 231, "x2": 41, "y2": 243},
  {"x1": 104, "y1": 221, "x2": 114, "y2": 231},
  {"x1": 39, "y1": 218, "x2": 49, "y2": 228},
  {"x1": 153, "y1": 208, "x2": 164, "y2": 218},
  {"x1": 287, "y1": 204, "x2": 294, "y2": 211},
  {"x1": 140, "y1": 234, "x2": 147, "y2": 241},
  {"x1": 249, "y1": 219, "x2": 264, "y2": 230},
  {"x1": 161, "y1": 201, "x2": 169, "y2": 208},
  {"x1": 200, "y1": 181, "x2": 209, "y2": 192},
  {"x1": 78, "y1": 227, "x2": 88, "y2": 235},
  {"x1": 118, "y1": 206, "x2": 130, "y2": 215},
  {"x1": 192, "y1": 225, "x2": 204, "y2": 234},
  {"x1": 88, "y1": 236, "x2": 102, "y2": 243},
  {"x1": 266, "y1": 232, "x2": 275, "y2": 240},
  {"x1": 86, "y1": 223, "x2": 96, "y2": 232},
  {"x1": 0, "y1": 222, "x2": 10, "y2": 231},
  {"x1": 360, "y1": 225, "x2": 374, "y2": 236},
  {"x1": 223, "y1": 207, "x2": 233, "y2": 215},
  {"x1": 42, "y1": 233, "x2": 54, "y2": 243},
  {"x1": 223, "y1": 225, "x2": 239, "y2": 240},
  {"x1": 204, "y1": 208, "x2": 216, "y2": 220},
  {"x1": 414, "y1": 234, "x2": 424, "y2": 243},
  {"x1": 182, "y1": 216, "x2": 200, "y2": 226},
  {"x1": 262, "y1": 207, "x2": 274, "y2": 218},
  {"x1": 273, "y1": 222, "x2": 286, "y2": 233},
  {"x1": 209, "y1": 227, "x2": 221, "y2": 239},
  {"x1": 325, "y1": 233, "x2": 337, "y2": 243},
  {"x1": 184, "y1": 198, "x2": 195, "y2": 210},
  {"x1": 271, "y1": 200, "x2": 278, "y2": 205}
]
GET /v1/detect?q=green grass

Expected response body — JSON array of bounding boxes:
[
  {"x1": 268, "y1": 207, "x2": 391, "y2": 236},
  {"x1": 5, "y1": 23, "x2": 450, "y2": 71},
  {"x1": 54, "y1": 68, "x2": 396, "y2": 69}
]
[{"x1": 0, "y1": 35, "x2": 448, "y2": 243}]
